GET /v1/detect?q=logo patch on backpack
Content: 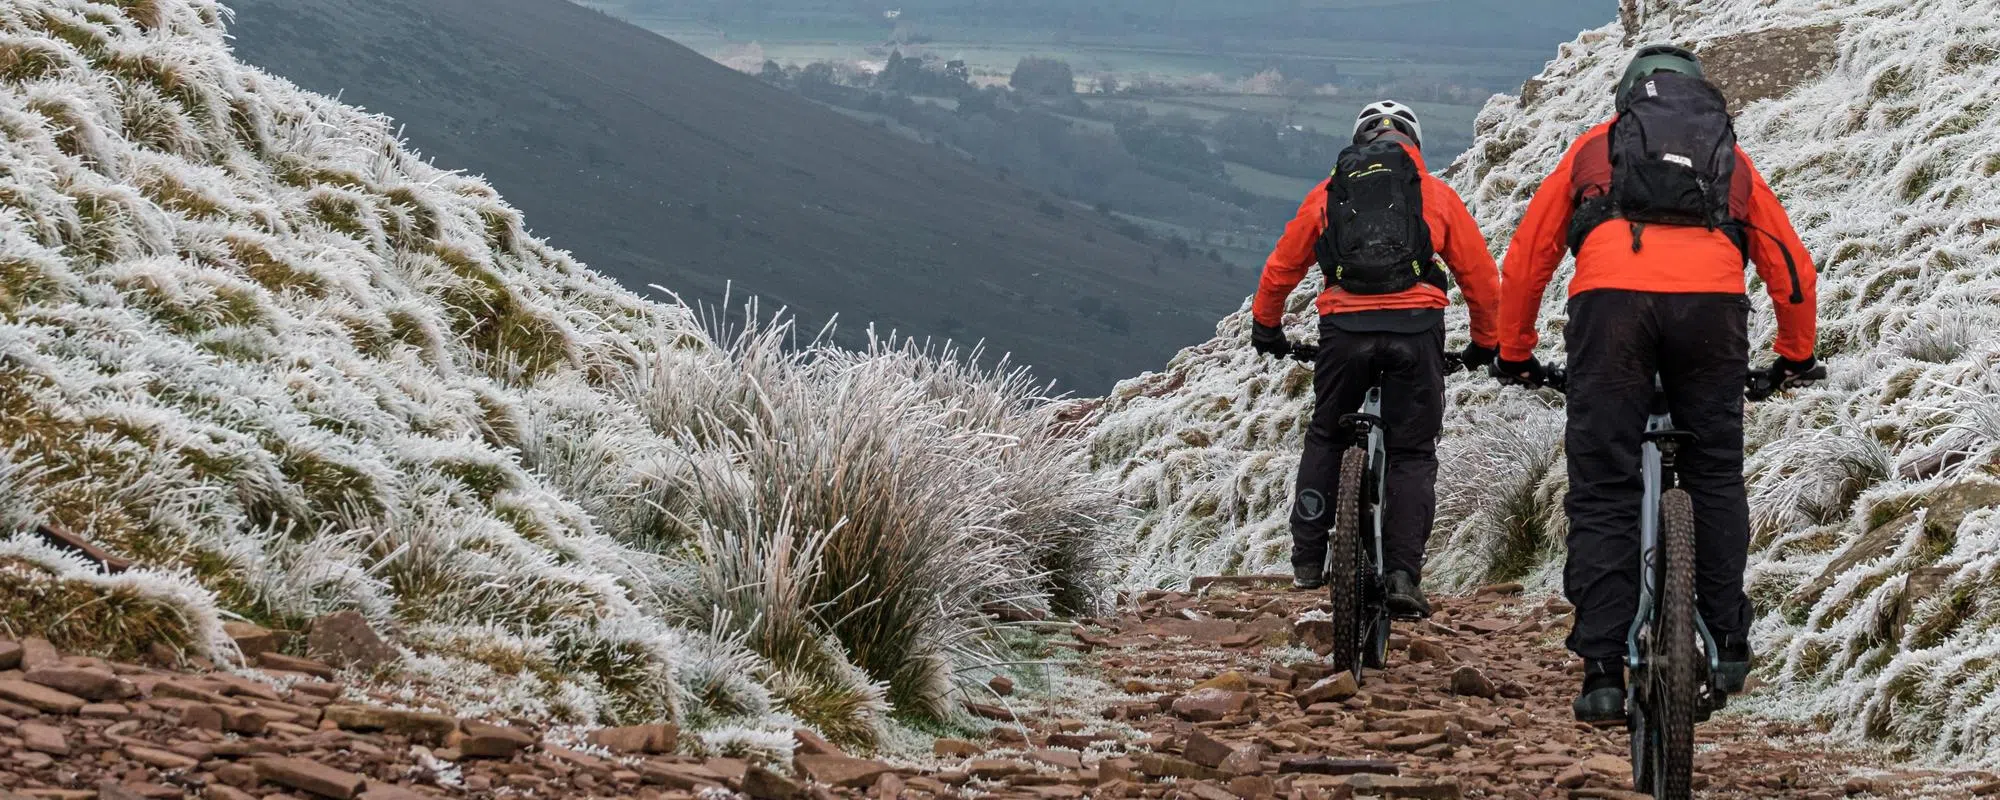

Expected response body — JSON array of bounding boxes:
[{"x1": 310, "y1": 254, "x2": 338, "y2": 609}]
[{"x1": 1313, "y1": 141, "x2": 1440, "y2": 295}]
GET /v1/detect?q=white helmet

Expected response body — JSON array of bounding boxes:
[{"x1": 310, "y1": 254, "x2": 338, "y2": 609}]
[{"x1": 1354, "y1": 100, "x2": 1422, "y2": 148}]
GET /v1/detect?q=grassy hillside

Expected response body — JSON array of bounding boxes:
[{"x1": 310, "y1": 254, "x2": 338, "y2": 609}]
[
  {"x1": 225, "y1": 0, "x2": 1247, "y2": 392},
  {"x1": 1, "y1": 0, "x2": 1111, "y2": 752}
]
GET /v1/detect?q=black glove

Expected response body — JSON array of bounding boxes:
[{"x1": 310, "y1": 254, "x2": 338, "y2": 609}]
[
  {"x1": 1491, "y1": 356, "x2": 1546, "y2": 388},
  {"x1": 1251, "y1": 322, "x2": 1290, "y2": 358},
  {"x1": 1457, "y1": 342, "x2": 1499, "y2": 371},
  {"x1": 1748, "y1": 355, "x2": 1820, "y2": 400}
]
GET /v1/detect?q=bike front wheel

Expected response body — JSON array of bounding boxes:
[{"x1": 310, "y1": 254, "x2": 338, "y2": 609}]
[
  {"x1": 1328, "y1": 447, "x2": 1369, "y2": 680},
  {"x1": 1645, "y1": 488, "x2": 1700, "y2": 800}
]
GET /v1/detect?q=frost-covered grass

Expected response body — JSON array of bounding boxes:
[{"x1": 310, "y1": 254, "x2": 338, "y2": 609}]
[
  {"x1": 649, "y1": 326, "x2": 1116, "y2": 747},
  {"x1": 1083, "y1": 0, "x2": 2000, "y2": 766},
  {"x1": 0, "y1": 0, "x2": 1111, "y2": 752}
]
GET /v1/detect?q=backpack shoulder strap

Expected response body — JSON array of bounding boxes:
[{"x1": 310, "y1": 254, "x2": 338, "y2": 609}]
[{"x1": 1566, "y1": 128, "x2": 1618, "y2": 252}]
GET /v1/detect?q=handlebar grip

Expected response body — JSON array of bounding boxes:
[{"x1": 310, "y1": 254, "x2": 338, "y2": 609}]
[
  {"x1": 1544, "y1": 368, "x2": 1569, "y2": 394},
  {"x1": 1746, "y1": 364, "x2": 1829, "y2": 399},
  {"x1": 1486, "y1": 363, "x2": 1567, "y2": 394}
]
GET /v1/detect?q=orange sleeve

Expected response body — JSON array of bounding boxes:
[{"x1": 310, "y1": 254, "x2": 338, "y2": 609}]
[
  {"x1": 1426, "y1": 180, "x2": 1501, "y2": 348},
  {"x1": 1738, "y1": 151, "x2": 1819, "y2": 361},
  {"x1": 1497, "y1": 143, "x2": 1584, "y2": 361},
  {"x1": 1252, "y1": 181, "x2": 1329, "y2": 327}
]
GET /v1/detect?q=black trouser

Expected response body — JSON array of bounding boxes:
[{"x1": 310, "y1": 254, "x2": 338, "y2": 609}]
[
  {"x1": 1563, "y1": 290, "x2": 1754, "y2": 661},
  {"x1": 1291, "y1": 318, "x2": 1446, "y2": 581}
]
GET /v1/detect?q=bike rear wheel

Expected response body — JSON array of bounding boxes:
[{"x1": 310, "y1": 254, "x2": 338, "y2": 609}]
[
  {"x1": 1328, "y1": 447, "x2": 1369, "y2": 679},
  {"x1": 1646, "y1": 488, "x2": 1700, "y2": 800}
]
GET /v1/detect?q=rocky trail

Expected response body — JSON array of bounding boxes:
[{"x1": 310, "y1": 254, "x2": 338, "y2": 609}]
[{"x1": 1, "y1": 584, "x2": 1992, "y2": 800}]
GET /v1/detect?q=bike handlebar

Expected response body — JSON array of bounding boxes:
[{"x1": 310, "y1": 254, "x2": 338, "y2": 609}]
[
  {"x1": 1279, "y1": 342, "x2": 1824, "y2": 400},
  {"x1": 1498, "y1": 364, "x2": 1827, "y2": 399}
]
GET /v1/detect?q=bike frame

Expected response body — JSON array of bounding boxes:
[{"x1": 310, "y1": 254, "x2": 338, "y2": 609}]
[{"x1": 1628, "y1": 379, "x2": 1725, "y2": 678}]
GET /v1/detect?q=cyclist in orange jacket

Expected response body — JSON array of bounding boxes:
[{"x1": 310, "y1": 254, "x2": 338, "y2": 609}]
[
  {"x1": 1493, "y1": 46, "x2": 1820, "y2": 722},
  {"x1": 1252, "y1": 101, "x2": 1502, "y2": 616}
]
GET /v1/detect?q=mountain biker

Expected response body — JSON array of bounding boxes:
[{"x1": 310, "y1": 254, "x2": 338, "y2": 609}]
[
  {"x1": 1492, "y1": 45, "x2": 1820, "y2": 722},
  {"x1": 1250, "y1": 100, "x2": 1502, "y2": 617}
]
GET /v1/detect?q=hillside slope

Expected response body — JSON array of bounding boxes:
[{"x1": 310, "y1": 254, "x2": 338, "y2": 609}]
[
  {"x1": 222, "y1": 0, "x2": 1243, "y2": 392},
  {"x1": 1084, "y1": 0, "x2": 2000, "y2": 765},
  {"x1": 0, "y1": 0, "x2": 1107, "y2": 751}
]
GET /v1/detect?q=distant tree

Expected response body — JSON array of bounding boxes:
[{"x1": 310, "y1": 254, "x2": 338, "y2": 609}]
[
  {"x1": 880, "y1": 50, "x2": 972, "y2": 97},
  {"x1": 1011, "y1": 57, "x2": 1076, "y2": 96},
  {"x1": 758, "y1": 60, "x2": 786, "y2": 84},
  {"x1": 957, "y1": 85, "x2": 1001, "y2": 116},
  {"x1": 1115, "y1": 121, "x2": 1223, "y2": 178},
  {"x1": 800, "y1": 61, "x2": 836, "y2": 89}
]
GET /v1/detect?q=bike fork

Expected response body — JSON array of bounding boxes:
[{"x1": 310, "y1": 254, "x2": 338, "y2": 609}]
[
  {"x1": 1364, "y1": 388, "x2": 1387, "y2": 582},
  {"x1": 1628, "y1": 429, "x2": 1722, "y2": 704}
]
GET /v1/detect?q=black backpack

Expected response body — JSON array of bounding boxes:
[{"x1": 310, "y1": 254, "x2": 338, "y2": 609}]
[
  {"x1": 1315, "y1": 141, "x2": 1441, "y2": 295},
  {"x1": 1571, "y1": 71, "x2": 1738, "y2": 252}
]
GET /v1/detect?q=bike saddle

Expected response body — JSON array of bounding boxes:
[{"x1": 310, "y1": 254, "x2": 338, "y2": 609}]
[
  {"x1": 1339, "y1": 412, "x2": 1384, "y2": 429},
  {"x1": 1641, "y1": 429, "x2": 1699, "y2": 448}
]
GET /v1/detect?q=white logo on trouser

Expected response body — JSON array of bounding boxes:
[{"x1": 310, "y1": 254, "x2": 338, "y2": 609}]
[{"x1": 1298, "y1": 490, "x2": 1327, "y2": 521}]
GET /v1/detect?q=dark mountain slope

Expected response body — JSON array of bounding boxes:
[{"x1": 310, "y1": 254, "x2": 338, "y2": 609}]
[{"x1": 226, "y1": 0, "x2": 1243, "y2": 391}]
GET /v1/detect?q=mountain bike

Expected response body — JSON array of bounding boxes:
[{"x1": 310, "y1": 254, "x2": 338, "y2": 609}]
[
  {"x1": 1507, "y1": 363, "x2": 1825, "y2": 800},
  {"x1": 1290, "y1": 342, "x2": 1464, "y2": 683}
]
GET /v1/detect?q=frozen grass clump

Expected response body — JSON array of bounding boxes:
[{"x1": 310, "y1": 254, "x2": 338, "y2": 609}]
[
  {"x1": 641, "y1": 320, "x2": 1117, "y2": 746},
  {"x1": 1081, "y1": 0, "x2": 2000, "y2": 766},
  {"x1": 0, "y1": 533, "x2": 232, "y2": 664},
  {"x1": 1426, "y1": 407, "x2": 1569, "y2": 592}
]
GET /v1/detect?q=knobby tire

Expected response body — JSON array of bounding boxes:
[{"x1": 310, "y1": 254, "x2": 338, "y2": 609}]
[
  {"x1": 1329, "y1": 447, "x2": 1368, "y2": 680},
  {"x1": 1652, "y1": 488, "x2": 1700, "y2": 800}
]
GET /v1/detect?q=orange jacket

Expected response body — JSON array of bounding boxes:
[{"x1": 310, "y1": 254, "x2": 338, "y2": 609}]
[
  {"x1": 1252, "y1": 143, "x2": 1502, "y2": 348},
  {"x1": 1498, "y1": 119, "x2": 1819, "y2": 362}
]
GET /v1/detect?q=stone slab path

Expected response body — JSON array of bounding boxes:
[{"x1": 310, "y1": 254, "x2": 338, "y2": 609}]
[{"x1": 3, "y1": 583, "x2": 1994, "y2": 799}]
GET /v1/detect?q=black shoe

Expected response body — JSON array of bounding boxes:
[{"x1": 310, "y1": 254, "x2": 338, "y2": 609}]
[
  {"x1": 1574, "y1": 658, "x2": 1627, "y2": 724},
  {"x1": 1715, "y1": 636, "x2": 1752, "y2": 694},
  {"x1": 1292, "y1": 563, "x2": 1326, "y2": 591},
  {"x1": 1383, "y1": 571, "x2": 1431, "y2": 619}
]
